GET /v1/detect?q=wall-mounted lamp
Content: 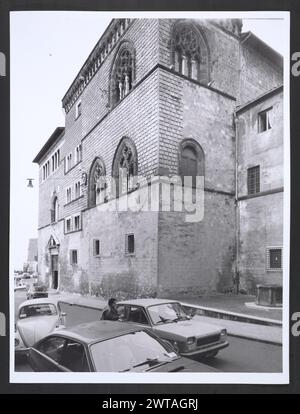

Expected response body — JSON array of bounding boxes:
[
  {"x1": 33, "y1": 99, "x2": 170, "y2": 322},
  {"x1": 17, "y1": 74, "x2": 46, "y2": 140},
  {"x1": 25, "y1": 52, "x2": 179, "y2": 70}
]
[{"x1": 27, "y1": 178, "x2": 34, "y2": 188}]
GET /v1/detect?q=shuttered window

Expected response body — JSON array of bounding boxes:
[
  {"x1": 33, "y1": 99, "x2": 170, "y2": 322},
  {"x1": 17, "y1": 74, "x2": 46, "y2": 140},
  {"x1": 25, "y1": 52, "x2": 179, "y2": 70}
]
[{"x1": 247, "y1": 166, "x2": 260, "y2": 195}]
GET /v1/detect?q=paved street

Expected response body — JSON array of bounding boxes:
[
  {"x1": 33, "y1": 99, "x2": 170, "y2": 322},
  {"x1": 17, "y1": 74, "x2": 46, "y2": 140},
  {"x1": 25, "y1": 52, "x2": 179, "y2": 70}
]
[{"x1": 14, "y1": 291, "x2": 282, "y2": 373}]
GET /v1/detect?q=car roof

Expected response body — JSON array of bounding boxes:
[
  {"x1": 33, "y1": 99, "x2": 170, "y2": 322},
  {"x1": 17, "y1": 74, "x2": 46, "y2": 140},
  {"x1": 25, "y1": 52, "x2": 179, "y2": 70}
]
[
  {"x1": 118, "y1": 298, "x2": 179, "y2": 307},
  {"x1": 51, "y1": 321, "x2": 144, "y2": 344},
  {"x1": 18, "y1": 295, "x2": 71, "y2": 309}
]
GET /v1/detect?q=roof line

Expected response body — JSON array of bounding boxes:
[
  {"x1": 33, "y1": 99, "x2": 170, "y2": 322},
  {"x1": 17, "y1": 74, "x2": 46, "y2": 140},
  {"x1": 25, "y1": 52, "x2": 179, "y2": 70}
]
[
  {"x1": 33, "y1": 127, "x2": 65, "y2": 164},
  {"x1": 236, "y1": 84, "x2": 283, "y2": 114}
]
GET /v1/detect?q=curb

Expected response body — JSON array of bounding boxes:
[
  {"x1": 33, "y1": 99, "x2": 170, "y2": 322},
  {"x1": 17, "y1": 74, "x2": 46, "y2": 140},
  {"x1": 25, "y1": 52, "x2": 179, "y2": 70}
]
[
  {"x1": 181, "y1": 302, "x2": 282, "y2": 327},
  {"x1": 227, "y1": 333, "x2": 282, "y2": 346}
]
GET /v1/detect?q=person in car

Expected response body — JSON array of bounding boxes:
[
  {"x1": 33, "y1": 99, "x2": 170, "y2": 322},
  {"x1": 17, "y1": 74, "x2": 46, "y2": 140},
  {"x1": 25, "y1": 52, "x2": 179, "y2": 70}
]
[{"x1": 101, "y1": 298, "x2": 119, "y2": 321}]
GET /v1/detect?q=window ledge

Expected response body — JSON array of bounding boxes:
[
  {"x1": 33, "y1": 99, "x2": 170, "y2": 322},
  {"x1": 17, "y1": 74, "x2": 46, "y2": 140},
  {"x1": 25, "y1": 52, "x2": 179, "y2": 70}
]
[{"x1": 64, "y1": 228, "x2": 82, "y2": 235}]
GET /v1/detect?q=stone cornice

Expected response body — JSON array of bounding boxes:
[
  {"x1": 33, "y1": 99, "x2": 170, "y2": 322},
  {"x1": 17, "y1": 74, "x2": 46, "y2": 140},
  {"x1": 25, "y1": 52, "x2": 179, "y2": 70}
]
[{"x1": 62, "y1": 18, "x2": 135, "y2": 113}]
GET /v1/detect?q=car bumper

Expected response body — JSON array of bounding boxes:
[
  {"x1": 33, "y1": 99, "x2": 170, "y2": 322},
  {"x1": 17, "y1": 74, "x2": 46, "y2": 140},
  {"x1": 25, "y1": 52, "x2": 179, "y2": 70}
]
[{"x1": 181, "y1": 340, "x2": 229, "y2": 357}]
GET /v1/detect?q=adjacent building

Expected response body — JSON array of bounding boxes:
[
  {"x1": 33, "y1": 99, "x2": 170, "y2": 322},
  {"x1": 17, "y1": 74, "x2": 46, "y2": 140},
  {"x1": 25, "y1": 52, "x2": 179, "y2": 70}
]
[{"x1": 33, "y1": 18, "x2": 284, "y2": 297}]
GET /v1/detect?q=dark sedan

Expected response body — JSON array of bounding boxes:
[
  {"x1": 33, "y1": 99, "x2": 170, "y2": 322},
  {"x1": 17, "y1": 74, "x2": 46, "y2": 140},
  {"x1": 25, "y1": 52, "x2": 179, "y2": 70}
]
[{"x1": 28, "y1": 321, "x2": 218, "y2": 372}]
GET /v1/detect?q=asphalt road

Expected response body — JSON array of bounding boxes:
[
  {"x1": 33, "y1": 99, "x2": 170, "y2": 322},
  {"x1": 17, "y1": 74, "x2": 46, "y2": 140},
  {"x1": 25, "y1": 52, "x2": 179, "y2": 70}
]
[{"x1": 14, "y1": 291, "x2": 282, "y2": 373}]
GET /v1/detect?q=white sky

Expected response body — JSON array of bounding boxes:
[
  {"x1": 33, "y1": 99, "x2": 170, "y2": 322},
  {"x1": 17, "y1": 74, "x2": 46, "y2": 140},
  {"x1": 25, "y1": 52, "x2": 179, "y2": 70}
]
[{"x1": 10, "y1": 12, "x2": 288, "y2": 270}]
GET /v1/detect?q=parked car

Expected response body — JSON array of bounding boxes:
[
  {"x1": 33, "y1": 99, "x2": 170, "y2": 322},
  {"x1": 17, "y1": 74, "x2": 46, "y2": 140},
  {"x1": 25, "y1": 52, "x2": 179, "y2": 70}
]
[
  {"x1": 114, "y1": 299, "x2": 229, "y2": 358},
  {"x1": 28, "y1": 321, "x2": 218, "y2": 372},
  {"x1": 14, "y1": 283, "x2": 27, "y2": 292},
  {"x1": 15, "y1": 297, "x2": 67, "y2": 357},
  {"x1": 26, "y1": 283, "x2": 48, "y2": 300}
]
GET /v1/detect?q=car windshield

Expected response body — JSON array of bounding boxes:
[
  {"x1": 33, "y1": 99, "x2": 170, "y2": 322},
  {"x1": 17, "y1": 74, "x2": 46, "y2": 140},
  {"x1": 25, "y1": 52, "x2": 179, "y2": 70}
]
[
  {"x1": 148, "y1": 302, "x2": 189, "y2": 325},
  {"x1": 19, "y1": 303, "x2": 57, "y2": 318},
  {"x1": 90, "y1": 331, "x2": 178, "y2": 372}
]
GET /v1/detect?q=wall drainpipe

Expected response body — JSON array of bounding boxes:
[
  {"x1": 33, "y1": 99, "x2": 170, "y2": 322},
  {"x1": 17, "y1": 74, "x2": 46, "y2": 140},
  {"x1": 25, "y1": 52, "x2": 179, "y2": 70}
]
[{"x1": 234, "y1": 111, "x2": 240, "y2": 294}]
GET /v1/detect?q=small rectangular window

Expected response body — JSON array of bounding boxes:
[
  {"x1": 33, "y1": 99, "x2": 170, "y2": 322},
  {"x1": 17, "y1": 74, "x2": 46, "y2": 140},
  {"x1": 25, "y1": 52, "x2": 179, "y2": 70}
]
[
  {"x1": 66, "y1": 187, "x2": 72, "y2": 203},
  {"x1": 74, "y1": 215, "x2": 81, "y2": 231},
  {"x1": 247, "y1": 166, "x2": 260, "y2": 195},
  {"x1": 267, "y1": 247, "x2": 282, "y2": 271},
  {"x1": 93, "y1": 239, "x2": 100, "y2": 256},
  {"x1": 75, "y1": 144, "x2": 82, "y2": 164},
  {"x1": 75, "y1": 181, "x2": 81, "y2": 198},
  {"x1": 66, "y1": 218, "x2": 72, "y2": 233},
  {"x1": 258, "y1": 107, "x2": 272, "y2": 133},
  {"x1": 125, "y1": 234, "x2": 135, "y2": 255},
  {"x1": 70, "y1": 250, "x2": 78, "y2": 265},
  {"x1": 76, "y1": 101, "x2": 82, "y2": 119}
]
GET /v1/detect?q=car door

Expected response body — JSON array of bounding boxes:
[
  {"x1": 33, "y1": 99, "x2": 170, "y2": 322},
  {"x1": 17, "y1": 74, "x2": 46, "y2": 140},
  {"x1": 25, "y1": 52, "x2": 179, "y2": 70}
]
[
  {"x1": 126, "y1": 306, "x2": 151, "y2": 328},
  {"x1": 29, "y1": 336, "x2": 67, "y2": 372},
  {"x1": 59, "y1": 339, "x2": 90, "y2": 372}
]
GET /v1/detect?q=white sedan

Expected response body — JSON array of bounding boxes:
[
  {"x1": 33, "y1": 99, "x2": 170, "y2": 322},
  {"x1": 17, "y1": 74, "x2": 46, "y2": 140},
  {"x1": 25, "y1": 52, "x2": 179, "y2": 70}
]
[{"x1": 116, "y1": 299, "x2": 229, "y2": 358}]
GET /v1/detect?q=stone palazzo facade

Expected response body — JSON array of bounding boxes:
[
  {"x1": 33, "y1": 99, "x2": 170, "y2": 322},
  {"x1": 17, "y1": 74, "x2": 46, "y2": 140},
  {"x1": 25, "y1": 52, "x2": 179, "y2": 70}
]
[{"x1": 34, "y1": 18, "x2": 284, "y2": 298}]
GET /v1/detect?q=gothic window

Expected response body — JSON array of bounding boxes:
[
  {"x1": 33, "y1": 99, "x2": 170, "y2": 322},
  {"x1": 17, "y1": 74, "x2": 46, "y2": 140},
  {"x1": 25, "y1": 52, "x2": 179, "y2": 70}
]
[
  {"x1": 112, "y1": 137, "x2": 138, "y2": 197},
  {"x1": 170, "y1": 22, "x2": 210, "y2": 84},
  {"x1": 110, "y1": 42, "x2": 135, "y2": 106},
  {"x1": 88, "y1": 157, "x2": 106, "y2": 208},
  {"x1": 179, "y1": 139, "x2": 205, "y2": 187}
]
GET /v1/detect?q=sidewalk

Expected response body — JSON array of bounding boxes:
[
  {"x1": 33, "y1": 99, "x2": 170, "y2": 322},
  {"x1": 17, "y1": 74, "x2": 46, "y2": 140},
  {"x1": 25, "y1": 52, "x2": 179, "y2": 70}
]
[
  {"x1": 175, "y1": 293, "x2": 282, "y2": 322},
  {"x1": 192, "y1": 314, "x2": 282, "y2": 345}
]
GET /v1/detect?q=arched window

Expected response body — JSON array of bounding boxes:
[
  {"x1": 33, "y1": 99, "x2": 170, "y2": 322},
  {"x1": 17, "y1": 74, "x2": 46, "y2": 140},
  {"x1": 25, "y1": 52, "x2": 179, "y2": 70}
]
[
  {"x1": 179, "y1": 139, "x2": 205, "y2": 187},
  {"x1": 50, "y1": 195, "x2": 59, "y2": 223},
  {"x1": 88, "y1": 157, "x2": 106, "y2": 208},
  {"x1": 110, "y1": 42, "x2": 135, "y2": 106},
  {"x1": 170, "y1": 22, "x2": 210, "y2": 84},
  {"x1": 112, "y1": 137, "x2": 138, "y2": 197}
]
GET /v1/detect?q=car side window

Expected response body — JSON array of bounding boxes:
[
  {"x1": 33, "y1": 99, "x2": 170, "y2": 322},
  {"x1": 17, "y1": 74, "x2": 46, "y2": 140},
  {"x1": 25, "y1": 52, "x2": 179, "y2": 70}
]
[
  {"x1": 116, "y1": 305, "x2": 129, "y2": 321},
  {"x1": 60, "y1": 340, "x2": 89, "y2": 372},
  {"x1": 128, "y1": 306, "x2": 149, "y2": 325},
  {"x1": 37, "y1": 336, "x2": 66, "y2": 363}
]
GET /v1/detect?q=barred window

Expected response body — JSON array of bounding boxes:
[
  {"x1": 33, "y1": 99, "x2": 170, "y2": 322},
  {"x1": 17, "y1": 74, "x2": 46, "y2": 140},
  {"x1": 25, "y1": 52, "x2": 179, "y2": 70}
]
[
  {"x1": 70, "y1": 250, "x2": 78, "y2": 265},
  {"x1": 65, "y1": 218, "x2": 72, "y2": 233},
  {"x1": 267, "y1": 248, "x2": 282, "y2": 271},
  {"x1": 74, "y1": 214, "x2": 81, "y2": 231},
  {"x1": 247, "y1": 166, "x2": 260, "y2": 195}
]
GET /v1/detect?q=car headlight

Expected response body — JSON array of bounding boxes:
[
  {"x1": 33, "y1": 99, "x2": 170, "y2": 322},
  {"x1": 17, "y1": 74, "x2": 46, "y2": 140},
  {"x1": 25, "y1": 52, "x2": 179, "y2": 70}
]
[
  {"x1": 187, "y1": 337, "x2": 196, "y2": 345},
  {"x1": 184, "y1": 337, "x2": 197, "y2": 351},
  {"x1": 220, "y1": 329, "x2": 227, "y2": 339}
]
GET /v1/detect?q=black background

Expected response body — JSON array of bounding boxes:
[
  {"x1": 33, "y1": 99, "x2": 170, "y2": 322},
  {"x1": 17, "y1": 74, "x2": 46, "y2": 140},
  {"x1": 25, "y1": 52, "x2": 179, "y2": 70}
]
[{"x1": 0, "y1": 0, "x2": 299, "y2": 397}]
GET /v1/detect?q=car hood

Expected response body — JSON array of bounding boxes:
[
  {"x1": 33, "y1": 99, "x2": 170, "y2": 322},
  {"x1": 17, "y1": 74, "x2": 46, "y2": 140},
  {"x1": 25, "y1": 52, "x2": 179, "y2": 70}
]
[
  {"x1": 149, "y1": 357, "x2": 218, "y2": 372},
  {"x1": 153, "y1": 319, "x2": 222, "y2": 341},
  {"x1": 17, "y1": 316, "x2": 59, "y2": 347}
]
